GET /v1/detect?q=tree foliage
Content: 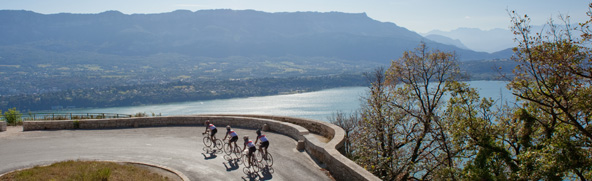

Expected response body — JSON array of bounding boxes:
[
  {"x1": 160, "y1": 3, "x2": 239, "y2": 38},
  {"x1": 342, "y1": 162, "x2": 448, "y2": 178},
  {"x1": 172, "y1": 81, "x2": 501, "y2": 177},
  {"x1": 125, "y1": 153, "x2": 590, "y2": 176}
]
[
  {"x1": 4, "y1": 107, "x2": 22, "y2": 126},
  {"x1": 336, "y1": 4, "x2": 592, "y2": 180},
  {"x1": 503, "y1": 6, "x2": 592, "y2": 179},
  {"x1": 349, "y1": 43, "x2": 462, "y2": 180}
]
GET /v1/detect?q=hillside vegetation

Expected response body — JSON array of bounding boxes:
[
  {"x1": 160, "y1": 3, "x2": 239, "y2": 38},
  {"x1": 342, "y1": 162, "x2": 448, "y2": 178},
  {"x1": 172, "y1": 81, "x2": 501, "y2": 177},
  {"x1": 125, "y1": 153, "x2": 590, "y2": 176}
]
[{"x1": 0, "y1": 9, "x2": 513, "y2": 111}]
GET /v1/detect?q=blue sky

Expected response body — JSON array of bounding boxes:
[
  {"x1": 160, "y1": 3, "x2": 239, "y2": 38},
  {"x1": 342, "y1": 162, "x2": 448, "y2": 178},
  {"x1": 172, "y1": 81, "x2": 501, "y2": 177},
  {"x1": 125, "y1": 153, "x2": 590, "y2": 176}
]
[{"x1": 1, "y1": 0, "x2": 590, "y2": 33}]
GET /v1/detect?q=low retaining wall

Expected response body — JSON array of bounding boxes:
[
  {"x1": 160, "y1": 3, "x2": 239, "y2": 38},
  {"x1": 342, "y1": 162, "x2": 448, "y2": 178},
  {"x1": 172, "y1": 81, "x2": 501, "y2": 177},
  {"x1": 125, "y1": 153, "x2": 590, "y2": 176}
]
[
  {"x1": 211, "y1": 115, "x2": 378, "y2": 181},
  {"x1": 0, "y1": 121, "x2": 5, "y2": 132},
  {"x1": 22, "y1": 114, "x2": 379, "y2": 181}
]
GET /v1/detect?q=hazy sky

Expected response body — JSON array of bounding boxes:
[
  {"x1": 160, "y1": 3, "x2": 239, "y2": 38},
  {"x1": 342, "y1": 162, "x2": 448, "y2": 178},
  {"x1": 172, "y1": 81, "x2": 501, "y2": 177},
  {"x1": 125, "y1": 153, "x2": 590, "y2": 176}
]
[{"x1": 1, "y1": 0, "x2": 590, "y2": 33}]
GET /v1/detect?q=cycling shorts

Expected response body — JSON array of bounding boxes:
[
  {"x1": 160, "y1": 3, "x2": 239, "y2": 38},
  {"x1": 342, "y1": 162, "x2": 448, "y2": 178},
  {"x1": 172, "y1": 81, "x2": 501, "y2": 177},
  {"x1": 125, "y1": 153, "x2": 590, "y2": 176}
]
[
  {"x1": 248, "y1": 147, "x2": 257, "y2": 156},
  {"x1": 260, "y1": 141, "x2": 269, "y2": 149},
  {"x1": 210, "y1": 128, "x2": 217, "y2": 136}
]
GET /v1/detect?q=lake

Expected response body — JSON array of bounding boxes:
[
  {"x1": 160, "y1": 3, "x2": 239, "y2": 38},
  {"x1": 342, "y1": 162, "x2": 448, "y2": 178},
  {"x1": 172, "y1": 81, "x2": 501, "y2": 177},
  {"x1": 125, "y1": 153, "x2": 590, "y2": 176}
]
[{"x1": 61, "y1": 81, "x2": 512, "y2": 122}]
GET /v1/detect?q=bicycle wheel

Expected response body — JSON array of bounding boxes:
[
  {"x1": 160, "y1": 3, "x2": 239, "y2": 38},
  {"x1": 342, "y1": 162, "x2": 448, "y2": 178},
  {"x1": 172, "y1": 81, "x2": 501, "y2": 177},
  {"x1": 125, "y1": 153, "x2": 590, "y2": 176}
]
[
  {"x1": 223, "y1": 142, "x2": 232, "y2": 155},
  {"x1": 242, "y1": 155, "x2": 250, "y2": 167},
  {"x1": 237, "y1": 151, "x2": 245, "y2": 165},
  {"x1": 263, "y1": 152, "x2": 274, "y2": 167},
  {"x1": 249, "y1": 156, "x2": 260, "y2": 173},
  {"x1": 232, "y1": 145, "x2": 242, "y2": 159},
  {"x1": 214, "y1": 139, "x2": 224, "y2": 150},
  {"x1": 203, "y1": 136, "x2": 212, "y2": 147},
  {"x1": 223, "y1": 154, "x2": 233, "y2": 161},
  {"x1": 243, "y1": 166, "x2": 251, "y2": 175},
  {"x1": 255, "y1": 149, "x2": 264, "y2": 163}
]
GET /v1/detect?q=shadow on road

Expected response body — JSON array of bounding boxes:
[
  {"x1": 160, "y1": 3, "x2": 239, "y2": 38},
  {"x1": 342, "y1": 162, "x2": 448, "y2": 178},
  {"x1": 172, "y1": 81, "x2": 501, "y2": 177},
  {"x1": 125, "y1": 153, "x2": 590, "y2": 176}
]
[
  {"x1": 259, "y1": 166, "x2": 274, "y2": 180},
  {"x1": 202, "y1": 152, "x2": 218, "y2": 160},
  {"x1": 224, "y1": 159, "x2": 240, "y2": 171}
]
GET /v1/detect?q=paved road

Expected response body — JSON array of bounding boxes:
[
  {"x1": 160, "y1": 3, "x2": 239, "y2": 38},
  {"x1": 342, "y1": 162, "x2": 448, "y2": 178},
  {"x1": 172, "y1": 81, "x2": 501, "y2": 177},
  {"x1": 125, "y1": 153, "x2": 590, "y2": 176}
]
[{"x1": 0, "y1": 126, "x2": 332, "y2": 181}]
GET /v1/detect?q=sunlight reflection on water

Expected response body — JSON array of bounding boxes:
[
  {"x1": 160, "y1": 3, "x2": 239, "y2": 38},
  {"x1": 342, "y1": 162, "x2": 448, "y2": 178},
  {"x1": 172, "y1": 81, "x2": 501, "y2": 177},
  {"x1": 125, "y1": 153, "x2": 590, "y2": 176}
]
[{"x1": 62, "y1": 81, "x2": 510, "y2": 122}]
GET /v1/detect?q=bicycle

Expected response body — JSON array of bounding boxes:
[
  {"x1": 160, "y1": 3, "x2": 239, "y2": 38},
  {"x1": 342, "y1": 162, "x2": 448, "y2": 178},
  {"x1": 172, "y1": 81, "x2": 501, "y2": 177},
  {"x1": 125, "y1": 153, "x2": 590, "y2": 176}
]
[
  {"x1": 256, "y1": 143, "x2": 274, "y2": 167},
  {"x1": 202, "y1": 133, "x2": 223, "y2": 151},
  {"x1": 223, "y1": 138, "x2": 242, "y2": 161},
  {"x1": 241, "y1": 149, "x2": 262, "y2": 175}
]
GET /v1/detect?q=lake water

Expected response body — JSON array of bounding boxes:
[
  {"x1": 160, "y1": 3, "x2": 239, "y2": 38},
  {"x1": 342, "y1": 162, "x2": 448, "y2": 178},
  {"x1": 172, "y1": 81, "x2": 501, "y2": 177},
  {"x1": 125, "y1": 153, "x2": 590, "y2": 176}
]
[{"x1": 63, "y1": 81, "x2": 512, "y2": 122}]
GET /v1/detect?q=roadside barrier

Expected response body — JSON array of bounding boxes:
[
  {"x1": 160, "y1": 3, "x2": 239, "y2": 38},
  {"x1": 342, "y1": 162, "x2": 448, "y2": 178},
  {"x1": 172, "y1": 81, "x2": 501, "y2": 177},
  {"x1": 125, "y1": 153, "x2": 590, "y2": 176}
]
[{"x1": 21, "y1": 114, "x2": 380, "y2": 181}]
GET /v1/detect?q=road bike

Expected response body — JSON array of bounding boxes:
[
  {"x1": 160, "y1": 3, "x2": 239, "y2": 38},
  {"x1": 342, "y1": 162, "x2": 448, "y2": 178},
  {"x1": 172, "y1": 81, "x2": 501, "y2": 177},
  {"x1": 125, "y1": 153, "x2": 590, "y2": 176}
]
[
  {"x1": 241, "y1": 149, "x2": 262, "y2": 175},
  {"x1": 223, "y1": 138, "x2": 242, "y2": 161},
  {"x1": 202, "y1": 133, "x2": 223, "y2": 151},
  {"x1": 257, "y1": 144, "x2": 274, "y2": 167}
]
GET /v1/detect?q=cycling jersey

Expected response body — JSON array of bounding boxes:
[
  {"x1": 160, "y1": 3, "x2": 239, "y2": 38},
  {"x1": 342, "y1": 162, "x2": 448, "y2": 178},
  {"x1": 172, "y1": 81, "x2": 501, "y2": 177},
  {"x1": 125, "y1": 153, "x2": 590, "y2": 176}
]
[
  {"x1": 246, "y1": 140, "x2": 256, "y2": 148},
  {"x1": 209, "y1": 124, "x2": 216, "y2": 130},
  {"x1": 258, "y1": 135, "x2": 268, "y2": 142},
  {"x1": 228, "y1": 130, "x2": 238, "y2": 137}
]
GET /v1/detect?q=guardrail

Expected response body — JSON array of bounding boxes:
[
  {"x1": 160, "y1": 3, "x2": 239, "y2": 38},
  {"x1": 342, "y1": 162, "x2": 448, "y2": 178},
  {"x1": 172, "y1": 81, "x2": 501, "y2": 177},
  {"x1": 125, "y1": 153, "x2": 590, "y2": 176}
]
[{"x1": 23, "y1": 113, "x2": 132, "y2": 121}]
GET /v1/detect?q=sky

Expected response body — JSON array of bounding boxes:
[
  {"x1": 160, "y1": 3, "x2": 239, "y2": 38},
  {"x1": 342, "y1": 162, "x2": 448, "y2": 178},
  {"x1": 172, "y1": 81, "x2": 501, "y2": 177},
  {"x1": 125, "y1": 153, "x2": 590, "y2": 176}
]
[{"x1": 1, "y1": 0, "x2": 590, "y2": 33}]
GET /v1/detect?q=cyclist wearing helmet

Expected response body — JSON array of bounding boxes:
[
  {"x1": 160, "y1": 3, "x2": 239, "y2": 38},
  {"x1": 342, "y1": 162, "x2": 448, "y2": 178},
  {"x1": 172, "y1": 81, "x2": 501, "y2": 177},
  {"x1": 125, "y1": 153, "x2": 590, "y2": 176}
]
[
  {"x1": 254, "y1": 129, "x2": 270, "y2": 158},
  {"x1": 202, "y1": 120, "x2": 217, "y2": 141},
  {"x1": 243, "y1": 135, "x2": 257, "y2": 166},
  {"x1": 223, "y1": 125, "x2": 239, "y2": 150}
]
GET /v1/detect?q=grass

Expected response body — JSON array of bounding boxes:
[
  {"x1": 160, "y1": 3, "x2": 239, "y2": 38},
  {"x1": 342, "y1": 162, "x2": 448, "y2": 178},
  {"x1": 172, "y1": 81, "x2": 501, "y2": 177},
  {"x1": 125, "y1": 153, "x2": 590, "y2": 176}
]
[{"x1": 0, "y1": 160, "x2": 172, "y2": 181}]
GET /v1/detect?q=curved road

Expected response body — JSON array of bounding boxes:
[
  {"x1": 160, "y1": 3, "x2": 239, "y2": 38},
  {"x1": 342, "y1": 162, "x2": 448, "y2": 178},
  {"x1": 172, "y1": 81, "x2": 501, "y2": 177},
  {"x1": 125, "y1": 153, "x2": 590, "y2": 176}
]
[{"x1": 0, "y1": 126, "x2": 332, "y2": 181}]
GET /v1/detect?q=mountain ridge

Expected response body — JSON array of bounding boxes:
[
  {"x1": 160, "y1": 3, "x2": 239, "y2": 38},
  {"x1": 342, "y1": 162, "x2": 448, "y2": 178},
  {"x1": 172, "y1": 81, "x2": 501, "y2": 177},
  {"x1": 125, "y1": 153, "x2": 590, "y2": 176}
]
[
  {"x1": 0, "y1": 9, "x2": 510, "y2": 63},
  {"x1": 423, "y1": 27, "x2": 516, "y2": 53}
]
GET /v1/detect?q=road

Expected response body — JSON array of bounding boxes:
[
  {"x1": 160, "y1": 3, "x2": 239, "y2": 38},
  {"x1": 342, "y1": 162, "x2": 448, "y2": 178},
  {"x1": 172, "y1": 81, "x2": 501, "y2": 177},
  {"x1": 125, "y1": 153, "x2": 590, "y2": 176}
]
[{"x1": 0, "y1": 126, "x2": 333, "y2": 181}]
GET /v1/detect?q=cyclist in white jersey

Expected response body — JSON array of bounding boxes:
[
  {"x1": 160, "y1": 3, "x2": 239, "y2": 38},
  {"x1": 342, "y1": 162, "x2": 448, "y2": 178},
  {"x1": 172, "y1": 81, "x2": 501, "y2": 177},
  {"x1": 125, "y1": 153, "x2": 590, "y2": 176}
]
[
  {"x1": 255, "y1": 129, "x2": 270, "y2": 158},
  {"x1": 202, "y1": 120, "x2": 217, "y2": 141},
  {"x1": 223, "y1": 125, "x2": 239, "y2": 150},
  {"x1": 243, "y1": 135, "x2": 257, "y2": 165}
]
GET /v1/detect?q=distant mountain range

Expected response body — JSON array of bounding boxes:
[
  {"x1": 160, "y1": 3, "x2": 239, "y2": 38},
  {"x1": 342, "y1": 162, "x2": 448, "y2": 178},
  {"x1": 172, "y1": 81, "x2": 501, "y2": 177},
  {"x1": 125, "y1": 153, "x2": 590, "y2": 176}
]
[
  {"x1": 423, "y1": 34, "x2": 470, "y2": 50},
  {"x1": 0, "y1": 9, "x2": 511, "y2": 66},
  {"x1": 423, "y1": 28, "x2": 516, "y2": 53}
]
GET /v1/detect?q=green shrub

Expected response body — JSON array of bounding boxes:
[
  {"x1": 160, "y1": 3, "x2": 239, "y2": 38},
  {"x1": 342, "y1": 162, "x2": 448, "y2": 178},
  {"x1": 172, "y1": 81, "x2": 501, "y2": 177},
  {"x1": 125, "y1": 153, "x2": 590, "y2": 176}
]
[
  {"x1": 4, "y1": 108, "x2": 22, "y2": 126},
  {"x1": 134, "y1": 112, "x2": 147, "y2": 117}
]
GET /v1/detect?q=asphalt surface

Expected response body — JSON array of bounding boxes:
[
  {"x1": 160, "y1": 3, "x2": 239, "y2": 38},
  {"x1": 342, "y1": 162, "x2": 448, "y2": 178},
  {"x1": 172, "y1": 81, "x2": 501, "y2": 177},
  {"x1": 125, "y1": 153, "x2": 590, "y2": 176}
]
[{"x1": 0, "y1": 126, "x2": 332, "y2": 181}]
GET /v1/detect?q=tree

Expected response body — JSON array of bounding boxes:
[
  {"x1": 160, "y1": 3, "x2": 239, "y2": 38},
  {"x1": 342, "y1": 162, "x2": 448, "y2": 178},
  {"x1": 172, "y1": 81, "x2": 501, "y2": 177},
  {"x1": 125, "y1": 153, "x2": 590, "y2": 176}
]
[
  {"x1": 509, "y1": 6, "x2": 592, "y2": 180},
  {"x1": 386, "y1": 42, "x2": 462, "y2": 180},
  {"x1": 328, "y1": 110, "x2": 359, "y2": 158},
  {"x1": 429, "y1": 6, "x2": 592, "y2": 180},
  {"x1": 349, "y1": 43, "x2": 462, "y2": 180},
  {"x1": 445, "y1": 80, "x2": 526, "y2": 179}
]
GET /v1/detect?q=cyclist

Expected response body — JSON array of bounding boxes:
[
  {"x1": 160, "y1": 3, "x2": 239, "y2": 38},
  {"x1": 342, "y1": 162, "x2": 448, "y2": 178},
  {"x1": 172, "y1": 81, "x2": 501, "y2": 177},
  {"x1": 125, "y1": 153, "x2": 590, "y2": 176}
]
[
  {"x1": 242, "y1": 135, "x2": 257, "y2": 166},
  {"x1": 223, "y1": 125, "x2": 239, "y2": 151},
  {"x1": 202, "y1": 120, "x2": 217, "y2": 142},
  {"x1": 254, "y1": 129, "x2": 270, "y2": 159}
]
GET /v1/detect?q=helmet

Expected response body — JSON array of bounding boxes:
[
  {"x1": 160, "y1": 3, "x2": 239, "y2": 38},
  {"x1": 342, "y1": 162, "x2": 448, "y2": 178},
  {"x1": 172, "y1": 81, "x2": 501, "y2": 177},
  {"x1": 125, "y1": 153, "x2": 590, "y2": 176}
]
[
  {"x1": 205, "y1": 120, "x2": 210, "y2": 124},
  {"x1": 226, "y1": 125, "x2": 231, "y2": 130},
  {"x1": 256, "y1": 129, "x2": 261, "y2": 135},
  {"x1": 243, "y1": 135, "x2": 249, "y2": 140}
]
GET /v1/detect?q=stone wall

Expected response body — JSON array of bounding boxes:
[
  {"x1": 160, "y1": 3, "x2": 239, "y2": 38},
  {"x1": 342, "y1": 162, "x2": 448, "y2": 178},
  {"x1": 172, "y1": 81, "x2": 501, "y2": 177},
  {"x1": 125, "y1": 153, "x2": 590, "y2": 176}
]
[
  {"x1": 22, "y1": 114, "x2": 379, "y2": 181},
  {"x1": 210, "y1": 115, "x2": 378, "y2": 181},
  {"x1": 0, "y1": 121, "x2": 5, "y2": 132}
]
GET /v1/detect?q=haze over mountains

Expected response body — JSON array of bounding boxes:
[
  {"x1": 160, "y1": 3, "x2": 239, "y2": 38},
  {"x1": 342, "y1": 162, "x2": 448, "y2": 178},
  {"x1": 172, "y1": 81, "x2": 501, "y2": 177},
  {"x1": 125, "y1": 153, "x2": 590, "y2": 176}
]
[
  {"x1": 0, "y1": 9, "x2": 520, "y2": 111},
  {"x1": 423, "y1": 28, "x2": 516, "y2": 53},
  {"x1": 0, "y1": 9, "x2": 511, "y2": 65}
]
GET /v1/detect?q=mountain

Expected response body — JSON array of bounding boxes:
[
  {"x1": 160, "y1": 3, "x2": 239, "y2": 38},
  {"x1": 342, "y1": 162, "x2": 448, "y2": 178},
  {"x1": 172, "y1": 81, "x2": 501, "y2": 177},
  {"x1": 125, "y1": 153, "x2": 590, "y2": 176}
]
[
  {"x1": 423, "y1": 34, "x2": 469, "y2": 50},
  {"x1": 0, "y1": 9, "x2": 510, "y2": 64},
  {"x1": 424, "y1": 28, "x2": 516, "y2": 53}
]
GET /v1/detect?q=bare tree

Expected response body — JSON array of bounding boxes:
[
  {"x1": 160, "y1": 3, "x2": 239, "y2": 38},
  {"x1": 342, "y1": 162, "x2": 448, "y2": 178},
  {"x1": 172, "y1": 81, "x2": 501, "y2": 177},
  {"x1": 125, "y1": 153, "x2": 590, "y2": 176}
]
[{"x1": 328, "y1": 110, "x2": 359, "y2": 157}]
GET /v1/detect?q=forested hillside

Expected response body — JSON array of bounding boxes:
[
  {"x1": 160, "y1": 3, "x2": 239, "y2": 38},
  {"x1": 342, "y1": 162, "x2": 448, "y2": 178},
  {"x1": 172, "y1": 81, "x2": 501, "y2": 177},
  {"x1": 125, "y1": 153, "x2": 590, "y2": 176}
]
[{"x1": 0, "y1": 9, "x2": 513, "y2": 111}]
